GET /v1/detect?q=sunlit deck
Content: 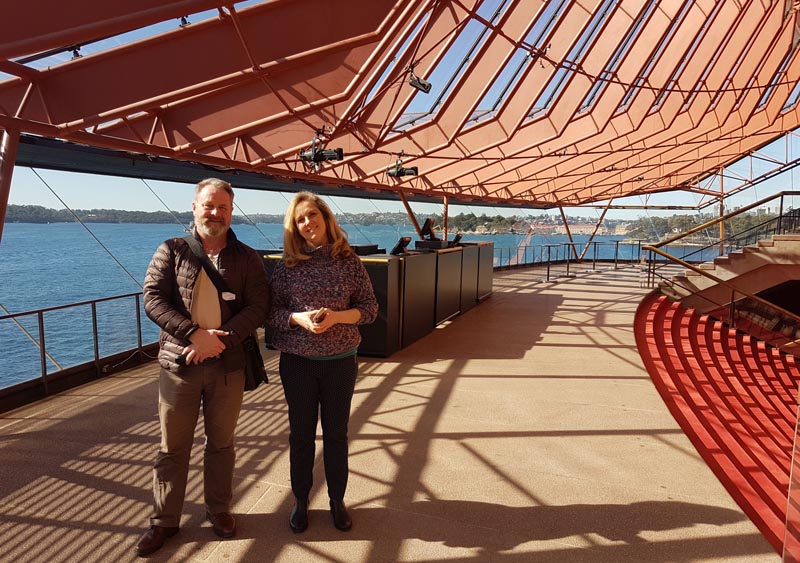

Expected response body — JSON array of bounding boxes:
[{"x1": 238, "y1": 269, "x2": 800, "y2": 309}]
[{"x1": 0, "y1": 265, "x2": 780, "y2": 563}]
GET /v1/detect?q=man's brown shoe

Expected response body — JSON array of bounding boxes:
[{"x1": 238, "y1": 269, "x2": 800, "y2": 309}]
[
  {"x1": 135, "y1": 525, "x2": 178, "y2": 557},
  {"x1": 207, "y1": 511, "x2": 236, "y2": 538}
]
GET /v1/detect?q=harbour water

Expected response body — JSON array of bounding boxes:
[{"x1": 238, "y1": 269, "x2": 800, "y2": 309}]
[{"x1": 0, "y1": 222, "x2": 641, "y2": 388}]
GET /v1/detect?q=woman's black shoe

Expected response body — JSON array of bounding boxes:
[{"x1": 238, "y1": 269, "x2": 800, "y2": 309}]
[
  {"x1": 289, "y1": 499, "x2": 309, "y2": 533},
  {"x1": 329, "y1": 499, "x2": 352, "y2": 531}
]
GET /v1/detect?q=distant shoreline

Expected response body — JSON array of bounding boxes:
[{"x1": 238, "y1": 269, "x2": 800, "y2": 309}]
[
  {"x1": 5, "y1": 204, "x2": 547, "y2": 233},
  {"x1": 5, "y1": 204, "x2": 410, "y2": 226}
]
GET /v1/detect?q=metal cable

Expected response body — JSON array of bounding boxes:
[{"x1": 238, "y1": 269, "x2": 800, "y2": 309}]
[
  {"x1": 31, "y1": 168, "x2": 143, "y2": 289},
  {"x1": 233, "y1": 201, "x2": 280, "y2": 248},
  {"x1": 141, "y1": 178, "x2": 189, "y2": 231}
]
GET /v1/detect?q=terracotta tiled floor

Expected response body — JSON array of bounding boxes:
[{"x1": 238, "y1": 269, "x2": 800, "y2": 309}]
[{"x1": 0, "y1": 265, "x2": 781, "y2": 562}]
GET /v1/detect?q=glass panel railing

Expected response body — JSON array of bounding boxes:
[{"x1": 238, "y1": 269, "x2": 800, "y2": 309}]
[
  {"x1": 644, "y1": 208, "x2": 800, "y2": 290},
  {"x1": 492, "y1": 240, "x2": 644, "y2": 281},
  {"x1": 0, "y1": 292, "x2": 153, "y2": 392},
  {"x1": 784, "y1": 403, "x2": 800, "y2": 562},
  {"x1": 44, "y1": 305, "x2": 97, "y2": 373}
]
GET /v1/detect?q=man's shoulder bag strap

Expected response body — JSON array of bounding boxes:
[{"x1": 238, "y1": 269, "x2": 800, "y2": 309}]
[{"x1": 182, "y1": 235, "x2": 242, "y2": 314}]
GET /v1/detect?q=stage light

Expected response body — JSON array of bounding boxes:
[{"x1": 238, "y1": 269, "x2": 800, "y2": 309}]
[
  {"x1": 387, "y1": 165, "x2": 418, "y2": 177},
  {"x1": 409, "y1": 74, "x2": 432, "y2": 94},
  {"x1": 299, "y1": 147, "x2": 344, "y2": 163}
]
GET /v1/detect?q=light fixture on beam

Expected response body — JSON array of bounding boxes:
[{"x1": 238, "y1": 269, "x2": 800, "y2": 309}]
[
  {"x1": 387, "y1": 165, "x2": 418, "y2": 177},
  {"x1": 299, "y1": 147, "x2": 343, "y2": 163},
  {"x1": 387, "y1": 151, "x2": 418, "y2": 178},
  {"x1": 299, "y1": 133, "x2": 344, "y2": 167},
  {"x1": 409, "y1": 73, "x2": 432, "y2": 94}
]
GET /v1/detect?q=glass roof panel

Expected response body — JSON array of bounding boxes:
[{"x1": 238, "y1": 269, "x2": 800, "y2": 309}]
[
  {"x1": 682, "y1": 24, "x2": 727, "y2": 110},
  {"x1": 467, "y1": 0, "x2": 568, "y2": 125},
  {"x1": 528, "y1": 0, "x2": 617, "y2": 119},
  {"x1": 616, "y1": 0, "x2": 692, "y2": 113},
  {"x1": 650, "y1": 1, "x2": 723, "y2": 112},
  {"x1": 357, "y1": 16, "x2": 431, "y2": 120},
  {"x1": 782, "y1": 79, "x2": 800, "y2": 112},
  {"x1": 757, "y1": 47, "x2": 794, "y2": 110},
  {"x1": 703, "y1": 16, "x2": 760, "y2": 111},
  {"x1": 733, "y1": 41, "x2": 773, "y2": 110},
  {"x1": 579, "y1": 0, "x2": 657, "y2": 113},
  {"x1": 468, "y1": 48, "x2": 531, "y2": 124},
  {"x1": 393, "y1": 0, "x2": 511, "y2": 133}
]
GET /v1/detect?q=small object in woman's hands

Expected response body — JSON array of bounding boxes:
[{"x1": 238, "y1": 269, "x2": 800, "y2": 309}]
[{"x1": 313, "y1": 308, "x2": 327, "y2": 322}]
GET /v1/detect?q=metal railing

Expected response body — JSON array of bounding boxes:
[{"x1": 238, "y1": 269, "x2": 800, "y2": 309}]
[
  {"x1": 0, "y1": 292, "x2": 154, "y2": 393},
  {"x1": 644, "y1": 245, "x2": 800, "y2": 350},
  {"x1": 637, "y1": 192, "x2": 800, "y2": 561},
  {"x1": 642, "y1": 195, "x2": 800, "y2": 350},
  {"x1": 644, "y1": 191, "x2": 800, "y2": 287},
  {"x1": 493, "y1": 240, "x2": 644, "y2": 280},
  {"x1": 640, "y1": 193, "x2": 800, "y2": 348}
]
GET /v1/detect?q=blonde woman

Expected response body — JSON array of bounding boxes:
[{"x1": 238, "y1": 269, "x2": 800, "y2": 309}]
[{"x1": 269, "y1": 191, "x2": 377, "y2": 533}]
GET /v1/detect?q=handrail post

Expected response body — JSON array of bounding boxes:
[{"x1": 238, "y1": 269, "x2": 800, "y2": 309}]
[
  {"x1": 38, "y1": 311, "x2": 48, "y2": 393},
  {"x1": 592, "y1": 241, "x2": 598, "y2": 271},
  {"x1": 91, "y1": 302, "x2": 100, "y2": 377},
  {"x1": 614, "y1": 240, "x2": 619, "y2": 269},
  {"x1": 565, "y1": 243, "x2": 571, "y2": 277},
  {"x1": 135, "y1": 293, "x2": 143, "y2": 361},
  {"x1": 729, "y1": 289, "x2": 736, "y2": 328},
  {"x1": 546, "y1": 245, "x2": 552, "y2": 281}
]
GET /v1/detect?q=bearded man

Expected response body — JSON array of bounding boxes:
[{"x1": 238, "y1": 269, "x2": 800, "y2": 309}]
[{"x1": 136, "y1": 178, "x2": 269, "y2": 556}]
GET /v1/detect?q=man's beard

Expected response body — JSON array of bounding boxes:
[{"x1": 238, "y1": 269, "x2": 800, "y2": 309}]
[{"x1": 198, "y1": 219, "x2": 228, "y2": 238}]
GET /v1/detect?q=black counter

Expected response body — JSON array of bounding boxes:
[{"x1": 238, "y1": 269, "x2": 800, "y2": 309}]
[{"x1": 260, "y1": 241, "x2": 492, "y2": 358}]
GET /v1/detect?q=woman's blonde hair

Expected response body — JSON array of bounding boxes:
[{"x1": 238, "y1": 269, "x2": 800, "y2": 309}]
[{"x1": 282, "y1": 191, "x2": 352, "y2": 267}]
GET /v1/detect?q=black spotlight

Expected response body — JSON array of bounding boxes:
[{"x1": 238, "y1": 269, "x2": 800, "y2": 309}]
[
  {"x1": 409, "y1": 74, "x2": 432, "y2": 94},
  {"x1": 299, "y1": 147, "x2": 344, "y2": 163},
  {"x1": 387, "y1": 165, "x2": 418, "y2": 177}
]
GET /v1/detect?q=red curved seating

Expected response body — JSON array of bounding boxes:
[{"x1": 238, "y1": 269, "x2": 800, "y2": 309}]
[{"x1": 635, "y1": 292, "x2": 800, "y2": 553}]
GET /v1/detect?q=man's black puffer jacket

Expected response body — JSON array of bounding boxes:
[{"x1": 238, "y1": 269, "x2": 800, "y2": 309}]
[{"x1": 143, "y1": 228, "x2": 270, "y2": 373}]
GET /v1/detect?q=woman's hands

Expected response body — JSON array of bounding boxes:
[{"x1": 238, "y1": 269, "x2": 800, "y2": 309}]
[
  {"x1": 290, "y1": 307, "x2": 362, "y2": 334},
  {"x1": 292, "y1": 308, "x2": 333, "y2": 334}
]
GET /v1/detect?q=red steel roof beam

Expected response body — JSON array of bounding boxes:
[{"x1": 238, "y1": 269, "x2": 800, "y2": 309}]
[
  {"x1": 452, "y1": 0, "x2": 726, "y2": 199},
  {"x1": 474, "y1": 3, "x2": 781, "y2": 201},
  {"x1": 0, "y1": 1, "x2": 227, "y2": 61}
]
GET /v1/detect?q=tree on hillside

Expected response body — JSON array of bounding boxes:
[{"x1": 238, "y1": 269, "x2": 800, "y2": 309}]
[{"x1": 624, "y1": 210, "x2": 780, "y2": 241}]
